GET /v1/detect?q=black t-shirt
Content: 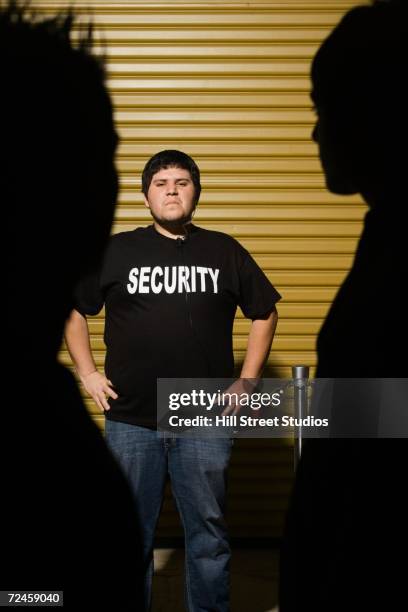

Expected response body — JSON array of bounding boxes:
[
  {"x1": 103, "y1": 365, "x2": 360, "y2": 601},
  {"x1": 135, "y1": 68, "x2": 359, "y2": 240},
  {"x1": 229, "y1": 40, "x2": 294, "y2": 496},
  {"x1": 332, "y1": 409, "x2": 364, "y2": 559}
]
[{"x1": 74, "y1": 224, "x2": 281, "y2": 427}]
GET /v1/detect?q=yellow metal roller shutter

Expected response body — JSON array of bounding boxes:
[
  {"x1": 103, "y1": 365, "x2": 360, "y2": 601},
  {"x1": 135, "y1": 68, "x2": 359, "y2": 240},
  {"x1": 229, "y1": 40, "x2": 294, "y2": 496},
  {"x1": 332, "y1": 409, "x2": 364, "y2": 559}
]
[{"x1": 42, "y1": 0, "x2": 366, "y2": 539}]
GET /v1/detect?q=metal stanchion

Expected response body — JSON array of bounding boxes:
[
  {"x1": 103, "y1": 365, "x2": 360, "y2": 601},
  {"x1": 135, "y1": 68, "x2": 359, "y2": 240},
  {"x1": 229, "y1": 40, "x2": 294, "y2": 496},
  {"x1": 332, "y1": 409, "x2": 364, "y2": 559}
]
[{"x1": 292, "y1": 365, "x2": 310, "y2": 470}]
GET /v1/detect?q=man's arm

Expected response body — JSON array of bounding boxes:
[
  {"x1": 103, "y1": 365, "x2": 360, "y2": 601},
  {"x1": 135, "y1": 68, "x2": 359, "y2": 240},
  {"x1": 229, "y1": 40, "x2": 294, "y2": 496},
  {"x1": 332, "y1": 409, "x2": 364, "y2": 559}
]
[
  {"x1": 240, "y1": 307, "x2": 278, "y2": 379},
  {"x1": 222, "y1": 307, "x2": 278, "y2": 415},
  {"x1": 64, "y1": 309, "x2": 117, "y2": 412}
]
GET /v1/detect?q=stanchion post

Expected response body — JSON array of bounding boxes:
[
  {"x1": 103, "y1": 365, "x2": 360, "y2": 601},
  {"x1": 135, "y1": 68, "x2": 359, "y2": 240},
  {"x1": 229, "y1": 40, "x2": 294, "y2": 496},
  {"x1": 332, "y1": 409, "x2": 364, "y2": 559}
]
[{"x1": 292, "y1": 365, "x2": 310, "y2": 470}]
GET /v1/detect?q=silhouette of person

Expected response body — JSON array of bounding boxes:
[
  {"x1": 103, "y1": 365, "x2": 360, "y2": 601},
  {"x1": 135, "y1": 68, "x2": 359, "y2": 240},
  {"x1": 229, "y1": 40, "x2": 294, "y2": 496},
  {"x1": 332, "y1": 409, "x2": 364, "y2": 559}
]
[
  {"x1": 280, "y1": 1, "x2": 407, "y2": 610},
  {"x1": 1, "y1": 2, "x2": 144, "y2": 608}
]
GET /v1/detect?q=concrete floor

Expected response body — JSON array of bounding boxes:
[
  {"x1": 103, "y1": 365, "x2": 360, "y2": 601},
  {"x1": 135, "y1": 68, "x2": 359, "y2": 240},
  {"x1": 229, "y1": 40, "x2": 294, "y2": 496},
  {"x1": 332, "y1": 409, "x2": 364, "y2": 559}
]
[{"x1": 152, "y1": 548, "x2": 279, "y2": 612}]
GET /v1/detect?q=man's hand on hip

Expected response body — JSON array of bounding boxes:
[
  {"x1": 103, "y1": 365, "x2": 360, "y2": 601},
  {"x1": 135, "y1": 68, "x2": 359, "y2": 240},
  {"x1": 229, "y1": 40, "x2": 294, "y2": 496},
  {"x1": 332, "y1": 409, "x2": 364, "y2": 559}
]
[
  {"x1": 79, "y1": 370, "x2": 118, "y2": 412},
  {"x1": 221, "y1": 378, "x2": 258, "y2": 416}
]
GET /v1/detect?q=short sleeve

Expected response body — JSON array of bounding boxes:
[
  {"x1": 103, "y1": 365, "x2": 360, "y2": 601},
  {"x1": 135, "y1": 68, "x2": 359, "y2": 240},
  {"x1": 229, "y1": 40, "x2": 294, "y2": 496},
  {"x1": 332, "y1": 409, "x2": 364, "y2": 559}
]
[
  {"x1": 73, "y1": 267, "x2": 104, "y2": 317},
  {"x1": 238, "y1": 252, "x2": 282, "y2": 319}
]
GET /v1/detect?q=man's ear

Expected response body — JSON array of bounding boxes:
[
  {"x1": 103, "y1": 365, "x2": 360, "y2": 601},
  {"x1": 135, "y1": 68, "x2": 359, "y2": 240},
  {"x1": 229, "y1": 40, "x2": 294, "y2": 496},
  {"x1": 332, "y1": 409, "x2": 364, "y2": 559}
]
[{"x1": 143, "y1": 196, "x2": 150, "y2": 209}]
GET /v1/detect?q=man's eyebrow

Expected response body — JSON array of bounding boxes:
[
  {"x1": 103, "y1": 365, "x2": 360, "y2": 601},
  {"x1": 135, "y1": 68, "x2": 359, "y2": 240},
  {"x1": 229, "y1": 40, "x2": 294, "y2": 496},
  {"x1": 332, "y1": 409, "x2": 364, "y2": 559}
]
[{"x1": 153, "y1": 177, "x2": 191, "y2": 182}]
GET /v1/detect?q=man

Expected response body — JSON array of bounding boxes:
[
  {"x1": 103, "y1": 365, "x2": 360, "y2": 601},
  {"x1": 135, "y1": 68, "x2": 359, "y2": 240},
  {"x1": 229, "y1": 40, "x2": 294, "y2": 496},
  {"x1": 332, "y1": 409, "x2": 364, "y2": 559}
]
[
  {"x1": 65, "y1": 149, "x2": 281, "y2": 611},
  {"x1": 279, "y1": 1, "x2": 407, "y2": 610},
  {"x1": 1, "y1": 1, "x2": 144, "y2": 608}
]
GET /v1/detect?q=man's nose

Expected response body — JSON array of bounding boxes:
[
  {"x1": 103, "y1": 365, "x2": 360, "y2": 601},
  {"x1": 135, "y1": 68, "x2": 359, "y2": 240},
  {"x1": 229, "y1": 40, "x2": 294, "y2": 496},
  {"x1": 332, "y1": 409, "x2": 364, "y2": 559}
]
[
  {"x1": 312, "y1": 121, "x2": 319, "y2": 143},
  {"x1": 167, "y1": 183, "x2": 178, "y2": 194}
]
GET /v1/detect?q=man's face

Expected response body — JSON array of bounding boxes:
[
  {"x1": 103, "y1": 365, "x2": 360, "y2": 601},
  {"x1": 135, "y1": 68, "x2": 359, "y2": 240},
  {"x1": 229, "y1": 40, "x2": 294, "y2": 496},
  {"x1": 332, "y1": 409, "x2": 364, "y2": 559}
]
[
  {"x1": 144, "y1": 166, "x2": 196, "y2": 225},
  {"x1": 311, "y1": 90, "x2": 358, "y2": 196}
]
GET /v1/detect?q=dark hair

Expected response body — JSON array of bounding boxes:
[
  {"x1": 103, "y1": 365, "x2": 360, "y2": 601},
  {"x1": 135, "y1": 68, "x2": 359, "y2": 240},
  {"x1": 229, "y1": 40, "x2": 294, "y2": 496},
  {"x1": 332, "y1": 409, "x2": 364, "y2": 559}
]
[
  {"x1": 0, "y1": 1, "x2": 103, "y2": 73},
  {"x1": 311, "y1": 0, "x2": 408, "y2": 110},
  {"x1": 141, "y1": 150, "x2": 201, "y2": 204}
]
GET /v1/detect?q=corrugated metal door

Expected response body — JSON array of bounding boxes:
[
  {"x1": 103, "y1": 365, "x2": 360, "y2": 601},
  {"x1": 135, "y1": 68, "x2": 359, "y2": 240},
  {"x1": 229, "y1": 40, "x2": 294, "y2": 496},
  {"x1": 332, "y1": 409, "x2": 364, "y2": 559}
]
[{"x1": 46, "y1": 0, "x2": 366, "y2": 539}]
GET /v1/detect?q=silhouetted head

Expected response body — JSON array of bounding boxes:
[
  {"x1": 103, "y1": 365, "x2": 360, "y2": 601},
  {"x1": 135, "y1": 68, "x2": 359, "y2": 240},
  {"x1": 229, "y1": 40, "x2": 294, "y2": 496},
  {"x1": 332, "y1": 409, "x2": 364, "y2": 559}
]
[
  {"x1": 1, "y1": 2, "x2": 118, "y2": 354},
  {"x1": 311, "y1": 0, "x2": 408, "y2": 204}
]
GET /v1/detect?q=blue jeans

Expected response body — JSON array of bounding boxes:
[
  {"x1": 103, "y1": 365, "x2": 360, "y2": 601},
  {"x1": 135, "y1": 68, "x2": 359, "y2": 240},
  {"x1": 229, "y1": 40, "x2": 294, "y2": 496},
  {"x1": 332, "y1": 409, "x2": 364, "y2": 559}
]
[{"x1": 105, "y1": 419, "x2": 232, "y2": 612}]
